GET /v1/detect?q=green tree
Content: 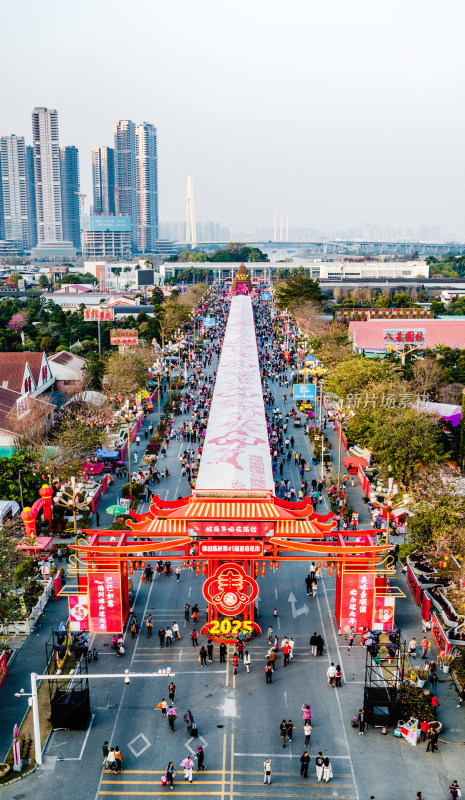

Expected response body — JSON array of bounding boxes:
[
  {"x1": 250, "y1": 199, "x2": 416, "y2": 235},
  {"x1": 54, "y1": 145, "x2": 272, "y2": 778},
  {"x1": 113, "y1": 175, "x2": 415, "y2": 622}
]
[
  {"x1": 325, "y1": 357, "x2": 399, "y2": 401},
  {"x1": 393, "y1": 292, "x2": 414, "y2": 308},
  {"x1": 83, "y1": 352, "x2": 107, "y2": 390},
  {"x1": 370, "y1": 407, "x2": 446, "y2": 484},
  {"x1": 8, "y1": 273, "x2": 21, "y2": 286},
  {"x1": 0, "y1": 450, "x2": 44, "y2": 506},
  {"x1": 374, "y1": 293, "x2": 391, "y2": 308},
  {"x1": 275, "y1": 274, "x2": 325, "y2": 310},
  {"x1": 103, "y1": 345, "x2": 153, "y2": 397},
  {"x1": 38, "y1": 274, "x2": 50, "y2": 289},
  {"x1": 151, "y1": 287, "x2": 165, "y2": 305}
]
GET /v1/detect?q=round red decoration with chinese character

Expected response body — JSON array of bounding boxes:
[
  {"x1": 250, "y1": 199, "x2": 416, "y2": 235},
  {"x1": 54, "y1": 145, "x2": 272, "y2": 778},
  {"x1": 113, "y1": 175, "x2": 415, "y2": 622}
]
[{"x1": 202, "y1": 562, "x2": 259, "y2": 616}]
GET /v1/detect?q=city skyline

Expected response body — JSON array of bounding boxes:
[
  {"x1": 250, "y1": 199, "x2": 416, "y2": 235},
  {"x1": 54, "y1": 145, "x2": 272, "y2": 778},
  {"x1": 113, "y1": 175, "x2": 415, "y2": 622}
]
[{"x1": 1, "y1": 0, "x2": 464, "y2": 238}]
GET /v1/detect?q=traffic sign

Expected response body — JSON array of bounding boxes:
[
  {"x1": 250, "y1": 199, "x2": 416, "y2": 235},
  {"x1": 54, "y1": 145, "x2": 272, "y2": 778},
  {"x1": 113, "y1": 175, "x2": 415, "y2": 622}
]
[{"x1": 292, "y1": 384, "x2": 318, "y2": 400}]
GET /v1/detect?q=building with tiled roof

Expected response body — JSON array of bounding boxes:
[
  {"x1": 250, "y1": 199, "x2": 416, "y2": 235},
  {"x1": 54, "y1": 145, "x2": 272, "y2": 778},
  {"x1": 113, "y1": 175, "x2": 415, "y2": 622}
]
[
  {"x1": 0, "y1": 352, "x2": 54, "y2": 396},
  {"x1": 0, "y1": 386, "x2": 54, "y2": 449},
  {"x1": 348, "y1": 319, "x2": 465, "y2": 355},
  {"x1": 48, "y1": 351, "x2": 86, "y2": 393}
]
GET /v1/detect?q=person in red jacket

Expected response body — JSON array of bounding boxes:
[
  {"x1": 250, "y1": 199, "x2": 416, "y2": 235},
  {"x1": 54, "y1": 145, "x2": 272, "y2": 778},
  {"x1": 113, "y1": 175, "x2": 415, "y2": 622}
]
[
  {"x1": 282, "y1": 642, "x2": 291, "y2": 666},
  {"x1": 232, "y1": 651, "x2": 239, "y2": 675}
]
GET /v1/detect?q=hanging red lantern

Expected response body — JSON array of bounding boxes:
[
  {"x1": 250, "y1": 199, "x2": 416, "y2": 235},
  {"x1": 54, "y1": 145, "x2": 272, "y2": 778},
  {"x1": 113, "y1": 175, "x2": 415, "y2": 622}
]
[
  {"x1": 190, "y1": 560, "x2": 194, "y2": 569},
  {"x1": 337, "y1": 564, "x2": 341, "y2": 578},
  {"x1": 329, "y1": 567, "x2": 334, "y2": 577},
  {"x1": 275, "y1": 562, "x2": 279, "y2": 569},
  {"x1": 261, "y1": 560, "x2": 266, "y2": 576},
  {"x1": 317, "y1": 561, "x2": 321, "y2": 569},
  {"x1": 270, "y1": 562, "x2": 274, "y2": 570},
  {"x1": 324, "y1": 561, "x2": 329, "y2": 570},
  {"x1": 182, "y1": 561, "x2": 187, "y2": 569},
  {"x1": 254, "y1": 563, "x2": 259, "y2": 577},
  {"x1": 202, "y1": 561, "x2": 206, "y2": 574},
  {"x1": 196, "y1": 562, "x2": 200, "y2": 575},
  {"x1": 141, "y1": 561, "x2": 145, "y2": 570},
  {"x1": 129, "y1": 564, "x2": 133, "y2": 576},
  {"x1": 135, "y1": 561, "x2": 140, "y2": 569}
]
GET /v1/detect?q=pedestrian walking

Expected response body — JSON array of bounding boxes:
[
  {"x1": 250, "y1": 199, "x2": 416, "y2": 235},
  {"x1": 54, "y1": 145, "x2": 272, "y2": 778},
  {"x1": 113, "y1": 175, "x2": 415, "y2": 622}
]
[
  {"x1": 408, "y1": 637, "x2": 417, "y2": 658},
  {"x1": 304, "y1": 721, "x2": 312, "y2": 746},
  {"x1": 190, "y1": 628, "x2": 198, "y2": 646},
  {"x1": 286, "y1": 720, "x2": 294, "y2": 741},
  {"x1": 195, "y1": 745, "x2": 206, "y2": 771},
  {"x1": 449, "y1": 780, "x2": 461, "y2": 799},
  {"x1": 167, "y1": 707, "x2": 177, "y2": 731},
  {"x1": 220, "y1": 642, "x2": 227, "y2": 663},
  {"x1": 327, "y1": 662, "x2": 336, "y2": 686},
  {"x1": 114, "y1": 746, "x2": 123, "y2": 773},
  {"x1": 183, "y1": 756, "x2": 194, "y2": 782},
  {"x1": 264, "y1": 758, "x2": 272, "y2": 784},
  {"x1": 160, "y1": 698, "x2": 168, "y2": 717},
  {"x1": 300, "y1": 751, "x2": 310, "y2": 778},
  {"x1": 207, "y1": 639, "x2": 214, "y2": 662},
  {"x1": 265, "y1": 661, "x2": 273, "y2": 683},
  {"x1": 165, "y1": 626, "x2": 173, "y2": 647},
  {"x1": 184, "y1": 710, "x2": 194, "y2": 735},
  {"x1": 301, "y1": 703, "x2": 312, "y2": 722},
  {"x1": 335, "y1": 664, "x2": 342, "y2": 687},
  {"x1": 184, "y1": 603, "x2": 190, "y2": 620},
  {"x1": 158, "y1": 627, "x2": 165, "y2": 648},
  {"x1": 347, "y1": 627, "x2": 356, "y2": 652},
  {"x1": 280, "y1": 720, "x2": 287, "y2": 748},
  {"x1": 244, "y1": 650, "x2": 251, "y2": 672},
  {"x1": 426, "y1": 725, "x2": 439, "y2": 753},
  {"x1": 315, "y1": 752, "x2": 324, "y2": 782},
  {"x1": 102, "y1": 741, "x2": 109, "y2": 768},
  {"x1": 176, "y1": 566, "x2": 181, "y2": 582},
  {"x1": 323, "y1": 757, "x2": 332, "y2": 782},
  {"x1": 107, "y1": 748, "x2": 117, "y2": 772},
  {"x1": 316, "y1": 634, "x2": 324, "y2": 657},
  {"x1": 169, "y1": 682, "x2": 176, "y2": 705},
  {"x1": 267, "y1": 626, "x2": 273, "y2": 644},
  {"x1": 309, "y1": 632, "x2": 318, "y2": 657},
  {"x1": 165, "y1": 762, "x2": 175, "y2": 788},
  {"x1": 357, "y1": 709, "x2": 365, "y2": 735},
  {"x1": 232, "y1": 651, "x2": 239, "y2": 674},
  {"x1": 199, "y1": 645, "x2": 207, "y2": 667}
]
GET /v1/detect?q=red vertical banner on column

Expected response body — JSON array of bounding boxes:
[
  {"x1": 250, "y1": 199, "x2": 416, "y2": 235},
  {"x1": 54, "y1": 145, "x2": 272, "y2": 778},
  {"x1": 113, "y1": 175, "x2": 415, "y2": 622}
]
[
  {"x1": 340, "y1": 573, "x2": 375, "y2": 632},
  {"x1": 88, "y1": 571, "x2": 123, "y2": 633}
]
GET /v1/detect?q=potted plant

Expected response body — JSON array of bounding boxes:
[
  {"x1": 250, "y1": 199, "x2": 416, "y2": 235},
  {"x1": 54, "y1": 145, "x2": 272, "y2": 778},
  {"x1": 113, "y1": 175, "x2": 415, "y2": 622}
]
[
  {"x1": 411, "y1": 664, "x2": 429, "y2": 688},
  {"x1": 441, "y1": 651, "x2": 457, "y2": 674}
]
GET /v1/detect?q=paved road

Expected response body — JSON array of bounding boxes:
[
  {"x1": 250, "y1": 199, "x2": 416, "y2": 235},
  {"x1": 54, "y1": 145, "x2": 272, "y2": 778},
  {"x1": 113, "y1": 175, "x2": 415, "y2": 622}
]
[{"x1": 2, "y1": 299, "x2": 465, "y2": 800}]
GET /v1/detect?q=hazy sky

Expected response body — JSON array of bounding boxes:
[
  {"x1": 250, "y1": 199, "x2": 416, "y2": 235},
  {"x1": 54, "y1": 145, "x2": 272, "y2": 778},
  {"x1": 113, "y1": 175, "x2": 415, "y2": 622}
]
[{"x1": 2, "y1": 0, "x2": 465, "y2": 236}]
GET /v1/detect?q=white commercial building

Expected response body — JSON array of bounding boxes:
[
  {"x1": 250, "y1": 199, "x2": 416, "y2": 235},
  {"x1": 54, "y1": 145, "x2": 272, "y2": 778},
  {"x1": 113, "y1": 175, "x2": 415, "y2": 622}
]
[{"x1": 317, "y1": 260, "x2": 429, "y2": 280}]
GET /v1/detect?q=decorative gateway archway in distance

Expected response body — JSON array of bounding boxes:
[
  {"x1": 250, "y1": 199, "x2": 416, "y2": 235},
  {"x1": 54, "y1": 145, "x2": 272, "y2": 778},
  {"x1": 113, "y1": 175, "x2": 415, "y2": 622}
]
[{"x1": 67, "y1": 293, "x2": 400, "y2": 639}]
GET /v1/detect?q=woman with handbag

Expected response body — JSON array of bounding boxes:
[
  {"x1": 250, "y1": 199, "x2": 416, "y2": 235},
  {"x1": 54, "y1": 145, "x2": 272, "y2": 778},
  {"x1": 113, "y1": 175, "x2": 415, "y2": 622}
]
[{"x1": 165, "y1": 762, "x2": 175, "y2": 789}]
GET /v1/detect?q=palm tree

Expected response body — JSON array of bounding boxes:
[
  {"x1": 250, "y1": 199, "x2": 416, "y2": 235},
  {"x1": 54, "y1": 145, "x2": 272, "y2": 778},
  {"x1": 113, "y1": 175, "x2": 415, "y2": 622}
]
[{"x1": 113, "y1": 267, "x2": 122, "y2": 289}]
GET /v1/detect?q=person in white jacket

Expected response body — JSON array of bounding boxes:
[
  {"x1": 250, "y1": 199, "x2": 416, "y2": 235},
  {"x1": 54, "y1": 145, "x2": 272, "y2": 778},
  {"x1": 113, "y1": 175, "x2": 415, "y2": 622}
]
[
  {"x1": 263, "y1": 758, "x2": 272, "y2": 784},
  {"x1": 327, "y1": 663, "x2": 337, "y2": 686}
]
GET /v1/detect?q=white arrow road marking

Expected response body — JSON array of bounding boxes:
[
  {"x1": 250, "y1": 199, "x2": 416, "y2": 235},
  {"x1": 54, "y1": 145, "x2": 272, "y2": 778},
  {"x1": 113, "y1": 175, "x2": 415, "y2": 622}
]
[
  {"x1": 288, "y1": 592, "x2": 309, "y2": 618},
  {"x1": 127, "y1": 732, "x2": 151, "y2": 758}
]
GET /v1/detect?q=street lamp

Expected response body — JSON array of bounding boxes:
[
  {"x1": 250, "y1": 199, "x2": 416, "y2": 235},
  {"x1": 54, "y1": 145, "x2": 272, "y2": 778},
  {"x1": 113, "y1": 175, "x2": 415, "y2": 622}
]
[
  {"x1": 151, "y1": 360, "x2": 166, "y2": 429},
  {"x1": 372, "y1": 476, "x2": 410, "y2": 546},
  {"x1": 54, "y1": 476, "x2": 90, "y2": 536},
  {"x1": 308, "y1": 364, "x2": 328, "y2": 429},
  {"x1": 114, "y1": 401, "x2": 139, "y2": 492},
  {"x1": 174, "y1": 328, "x2": 187, "y2": 383}
]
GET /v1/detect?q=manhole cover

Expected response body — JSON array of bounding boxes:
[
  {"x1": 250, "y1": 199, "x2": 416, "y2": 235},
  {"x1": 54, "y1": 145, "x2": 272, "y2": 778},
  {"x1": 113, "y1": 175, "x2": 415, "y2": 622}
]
[{"x1": 216, "y1": 724, "x2": 224, "y2": 728}]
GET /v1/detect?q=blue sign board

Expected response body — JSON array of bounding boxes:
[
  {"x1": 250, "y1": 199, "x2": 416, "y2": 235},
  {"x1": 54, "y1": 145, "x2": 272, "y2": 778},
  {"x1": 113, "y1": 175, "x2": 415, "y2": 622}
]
[
  {"x1": 292, "y1": 384, "x2": 319, "y2": 400},
  {"x1": 262, "y1": 292, "x2": 271, "y2": 301},
  {"x1": 202, "y1": 317, "x2": 216, "y2": 328}
]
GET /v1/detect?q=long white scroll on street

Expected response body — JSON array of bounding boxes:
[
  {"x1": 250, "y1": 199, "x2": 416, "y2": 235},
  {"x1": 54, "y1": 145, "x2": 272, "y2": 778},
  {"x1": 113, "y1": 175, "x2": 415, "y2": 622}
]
[{"x1": 196, "y1": 295, "x2": 274, "y2": 494}]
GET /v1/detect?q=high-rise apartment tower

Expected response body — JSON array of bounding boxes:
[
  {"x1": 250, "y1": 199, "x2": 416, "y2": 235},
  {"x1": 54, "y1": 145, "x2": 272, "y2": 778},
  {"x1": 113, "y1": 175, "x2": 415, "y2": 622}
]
[
  {"x1": 0, "y1": 135, "x2": 30, "y2": 249},
  {"x1": 113, "y1": 120, "x2": 137, "y2": 249},
  {"x1": 136, "y1": 122, "x2": 158, "y2": 252},
  {"x1": 92, "y1": 146, "x2": 116, "y2": 216},
  {"x1": 31, "y1": 107, "x2": 63, "y2": 243},
  {"x1": 60, "y1": 145, "x2": 81, "y2": 250}
]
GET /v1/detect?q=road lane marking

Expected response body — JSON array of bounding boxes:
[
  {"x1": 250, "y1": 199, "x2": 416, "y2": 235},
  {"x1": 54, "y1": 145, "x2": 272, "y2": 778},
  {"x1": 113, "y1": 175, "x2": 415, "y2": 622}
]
[
  {"x1": 127, "y1": 733, "x2": 151, "y2": 758},
  {"x1": 229, "y1": 733, "x2": 234, "y2": 800}
]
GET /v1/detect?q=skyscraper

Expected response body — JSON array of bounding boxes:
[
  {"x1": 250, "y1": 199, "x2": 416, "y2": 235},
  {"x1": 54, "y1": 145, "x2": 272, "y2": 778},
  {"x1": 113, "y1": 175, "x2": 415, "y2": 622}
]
[
  {"x1": 0, "y1": 135, "x2": 30, "y2": 249},
  {"x1": 26, "y1": 145, "x2": 37, "y2": 247},
  {"x1": 135, "y1": 122, "x2": 158, "y2": 252},
  {"x1": 31, "y1": 107, "x2": 63, "y2": 243},
  {"x1": 114, "y1": 120, "x2": 137, "y2": 249},
  {"x1": 92, "y1": 146, "x2": 116, "y2": 216},
  {"x1": 60, "y1": 145, "x2": 81, "y2": 250}
]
